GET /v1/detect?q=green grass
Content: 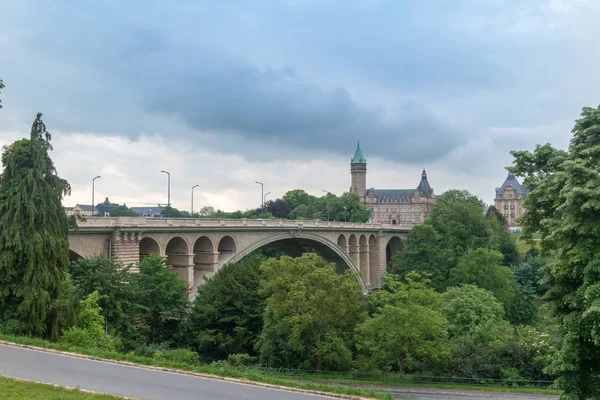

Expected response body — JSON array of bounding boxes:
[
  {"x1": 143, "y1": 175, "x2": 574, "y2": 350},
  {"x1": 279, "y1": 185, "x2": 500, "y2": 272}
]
[
  {"x1": 0, "y1": 375, "x2": 123, "y2": 399},
  {"x1": 514, "y1": 233, "x2": 541, "y2": 255},
  {"x1": 0, "y1": 334, "x2": 392, "y2": 400},
  {"x1": 290, "y1": 374, "x2": 561, "y2": 395}
]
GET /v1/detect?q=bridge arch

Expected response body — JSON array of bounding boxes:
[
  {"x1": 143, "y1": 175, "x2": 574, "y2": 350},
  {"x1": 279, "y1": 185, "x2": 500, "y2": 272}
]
[
  {"x1": 337, "y1": 234, "x2": 347, "y2": 247},
  {"x1": 69, "y1": 249, "x2": 83, "y2": 263},
  {"x1": 139, "y1": 237, "x2": 161, "y2": 261},
  {"x1": 386, "y1": 235, "x2": 404, "y2": 268},
  {"x1": 227, "y1": 232, "x2": 368, "y2": 293},
  {"x1": 217, "y1": 235, "x2": 237, "y2": 264}
]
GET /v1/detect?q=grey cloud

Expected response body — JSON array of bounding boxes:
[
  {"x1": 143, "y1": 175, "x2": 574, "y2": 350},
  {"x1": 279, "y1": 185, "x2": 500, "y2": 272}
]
[{"x1": 143, "y1": 55, "x2": 464, "y2": 163}]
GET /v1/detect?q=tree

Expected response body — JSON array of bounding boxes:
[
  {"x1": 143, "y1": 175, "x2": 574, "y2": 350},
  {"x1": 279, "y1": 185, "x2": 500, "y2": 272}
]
[
  {"x1": 282, "y1": 189, "x2": 314, "y2": 210},
  {"x1": 70, "y1": 256, "x2": 140, "y2": 347},
  {"x1": 436, "y1": 189, "x2": 482, "y2": 208},
  {"x1": 441, "y1": 285, "x2": 510, "y2": 343},
  {"x1": 391, "y1": 224, "x2": 450, "y2": 291},
  {"x1": 265, "y1": 199, "x2": 292, "y2": 219},
  {"x1": 449, "y1": 248, "x2": 516, "y2": 306},
  {"x1": 108, "y1": 205, "x2": 139, "y2": 217},
  {"x1": 198, "y1": 206, "x2": 216, "y2": 218},
  {"x1": 515, "y1": 256, "x2": 547, "y2": 296},
  {"x1": 258, "y1": 254, "x2": 364, "y2": 371},
  {"x1": 188, "y1": 254, "x2": 266, "y2": 359},
  {"x1": 357, "y1": 274, "x2": 449, "y2": 373},
  {"x1": 135, "y1": 254, "x2": 189, "y2": 345},
  {"x1": 0, "y1": 114, "x2": 71, "y2": 336},
  {"x1": 510, "y1": 105, "x2": 600, "y2": 399},
  {"x1": 61, "y1": 291, "x2": 116, "y2": 350}
]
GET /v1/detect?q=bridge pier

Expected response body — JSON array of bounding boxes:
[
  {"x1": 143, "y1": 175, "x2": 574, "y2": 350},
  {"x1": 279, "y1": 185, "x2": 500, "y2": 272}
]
[{"x1": 360, "y1": 243, "x2": 370, "y2": 288}]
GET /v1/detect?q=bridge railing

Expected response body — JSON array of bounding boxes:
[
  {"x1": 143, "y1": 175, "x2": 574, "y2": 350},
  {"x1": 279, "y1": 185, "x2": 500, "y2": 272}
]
[{"x1": 74, "y1": 217, "x2": 413, "y2": 230}]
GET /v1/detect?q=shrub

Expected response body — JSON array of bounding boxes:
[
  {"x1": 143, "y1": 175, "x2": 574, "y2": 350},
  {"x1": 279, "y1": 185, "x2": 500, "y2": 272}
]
[
  {"x1": 227, "y1": 353, "x2": 259, "y2": 367},
  {"x1": 153, "y1": 348, "x2": 199, "y2": 365}
]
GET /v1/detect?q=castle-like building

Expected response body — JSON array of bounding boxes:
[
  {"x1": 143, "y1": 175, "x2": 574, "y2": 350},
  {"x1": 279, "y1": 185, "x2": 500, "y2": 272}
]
[
  {"x1": 494, "y1": 172, "x2": 528, "y2": 228},
  {"x1": 349, "y1": 143, "x2": 435, "y2": 225}
]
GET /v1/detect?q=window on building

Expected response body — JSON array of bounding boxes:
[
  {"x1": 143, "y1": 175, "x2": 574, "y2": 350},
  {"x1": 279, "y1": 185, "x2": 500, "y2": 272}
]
[{"x1": 415, "y1": 216, "x2": 420, "y2": 223}]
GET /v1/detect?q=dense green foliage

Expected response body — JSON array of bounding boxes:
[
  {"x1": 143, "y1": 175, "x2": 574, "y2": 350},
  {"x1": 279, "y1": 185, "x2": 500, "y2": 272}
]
[
  {"x1": 162, "y1": 189, "x2": 371, "y2": 222},
  {"x1": 510, "y1": 105, "x2": 600, "y2": 399},
  {"x1": 258, "y1": 254, "x2": 364, "y2": 371},
  {"x1": 187, "y1": 254, "x2": 266, "y2": 359},
  {"x1": 108, "y1": 204, "x2": 138, "y2": 217},
  {"x1": 61, "y1": 291, "x2": 116, "y2": 350},
  {"x1": 0, "y1": 114, "x2": 71, "y2": 336}
]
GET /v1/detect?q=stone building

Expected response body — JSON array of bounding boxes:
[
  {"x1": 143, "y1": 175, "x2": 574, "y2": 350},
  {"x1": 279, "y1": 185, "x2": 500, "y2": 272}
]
[
  {"x1": 349, "y1": 143, "x2": 435, "y2": 225},
  {"x1": 494, "y1": 172, "x2": 528, "y2": 228}
]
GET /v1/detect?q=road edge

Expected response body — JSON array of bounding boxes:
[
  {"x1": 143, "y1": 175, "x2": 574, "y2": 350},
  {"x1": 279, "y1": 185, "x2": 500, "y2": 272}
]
[{"x1": 0, "y1": 340, "x2": 373, "y2": 400}]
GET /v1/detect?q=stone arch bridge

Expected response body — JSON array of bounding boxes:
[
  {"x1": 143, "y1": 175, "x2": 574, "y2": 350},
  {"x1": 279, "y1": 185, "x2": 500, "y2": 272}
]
[{"x1": 69, "y1": 217, "x2": 410, "y2": 296}]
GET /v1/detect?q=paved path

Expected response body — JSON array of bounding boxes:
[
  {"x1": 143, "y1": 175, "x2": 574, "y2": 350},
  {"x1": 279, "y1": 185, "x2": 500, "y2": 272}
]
[{"x1": 0, "y1": 343, "x2": 335, "y2": 400}]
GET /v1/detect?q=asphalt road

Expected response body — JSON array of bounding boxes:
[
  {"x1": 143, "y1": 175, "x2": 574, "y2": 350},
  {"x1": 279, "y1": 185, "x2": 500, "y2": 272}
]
[{"x1": 0, "y1": 343, "x2": 335, "y2": 400}]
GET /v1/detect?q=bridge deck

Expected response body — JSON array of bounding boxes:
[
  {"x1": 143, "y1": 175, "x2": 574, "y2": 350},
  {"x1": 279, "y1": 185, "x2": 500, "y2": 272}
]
[{"x1": 73, "y1": 217, "x2": 412, "y2": 232}]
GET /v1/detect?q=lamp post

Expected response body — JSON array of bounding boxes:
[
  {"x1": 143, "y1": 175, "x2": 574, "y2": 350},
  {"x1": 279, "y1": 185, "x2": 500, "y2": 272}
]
[
  {"x1": 322, "y1": 190, "x2": 331, "y2": 221},
  {"x1": 263, "y1": 191, "x2": 271, "y2": 208},
  {"x1": 191, "y1": 184, "x2": 199, "y2": 215},
  {"x1": 255, "y1": 181, "x2": 264, "y2": 214},
  {"x1": 92, "y1": 176, "x2": 101, "y2": 216},
  {"x1": 160, "y1": 170, "x2": 171, "y2": 208}
]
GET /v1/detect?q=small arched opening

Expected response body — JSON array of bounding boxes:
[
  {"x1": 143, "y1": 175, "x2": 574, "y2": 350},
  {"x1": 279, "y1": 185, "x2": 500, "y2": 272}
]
[
  {"x1": 392, "y1": 220, "x2": 397, "y2": 225},
  {"x1": 217, "y1": 236, "x2": 236, "y2": 263},
  {"x1": 337, "y1": 234, "x2": 347, "y2": 249},
  {"x1": 139, "y1": 237, "x2": 160, "y2": 262},
  {"x1": 166, "y1": 236, "x2": 191, "y2": 285},
  {"x1": 165, "y1": 236, "x2": 189, "y2": 265},
  {"x1": 386, "y1": 236, "x2": 404, "y2": 269}
]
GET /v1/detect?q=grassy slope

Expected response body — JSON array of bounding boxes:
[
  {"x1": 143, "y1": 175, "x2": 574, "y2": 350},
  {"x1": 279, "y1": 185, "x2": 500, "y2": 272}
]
[
  {"x1": 0, "y1": 375, "x2": 123, "y2": 400},
  {"x1": 0, "y1": 334, "x2": 559, "y2": 397},
  {"x1": 0, "y1": 335, "x2": 392, "y2": 400}
]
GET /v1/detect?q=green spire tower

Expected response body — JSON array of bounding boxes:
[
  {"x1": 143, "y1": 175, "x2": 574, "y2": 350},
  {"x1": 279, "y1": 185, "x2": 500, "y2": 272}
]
[{"x1": 350, "y1": 141, "x2": 367, "y2": 200}]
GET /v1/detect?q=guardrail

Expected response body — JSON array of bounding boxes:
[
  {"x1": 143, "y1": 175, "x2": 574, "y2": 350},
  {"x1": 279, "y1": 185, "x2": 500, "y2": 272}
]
[{"x1": 75, "y1": 217, "x2": 413, "y2": 231}]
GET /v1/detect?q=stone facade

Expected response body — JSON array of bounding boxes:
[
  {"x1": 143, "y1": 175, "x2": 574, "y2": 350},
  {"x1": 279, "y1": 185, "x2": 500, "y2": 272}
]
[
  {"x1": 349, "y1": 143, "x2": 435, "y2": 225},
  {"x1": 494, "y1": 172, "x2": 528, "y2": 228}
]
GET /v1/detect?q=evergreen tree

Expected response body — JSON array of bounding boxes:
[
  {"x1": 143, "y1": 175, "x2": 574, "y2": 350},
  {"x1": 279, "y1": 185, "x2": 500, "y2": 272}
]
[{"x1": 0, "y1": 114, "x2": 71, "y2": 336}]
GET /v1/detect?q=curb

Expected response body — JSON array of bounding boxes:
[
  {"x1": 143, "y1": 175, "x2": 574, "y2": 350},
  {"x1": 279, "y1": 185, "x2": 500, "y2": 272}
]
[{"x1": 0, "y1": 341, "x2": 374, "y2": 400}]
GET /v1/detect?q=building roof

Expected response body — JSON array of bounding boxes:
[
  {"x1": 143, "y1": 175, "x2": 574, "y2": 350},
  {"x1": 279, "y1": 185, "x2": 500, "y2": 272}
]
[
  {"x1": 73, "y1": 204, "x2": 94, "y2": 212},
  {"x1": 416, "y1": 169, "x2": 434, "y2": 197},
  {"x1": 366, "y1": 189, "x2": 415, "y2": 203},
  {"x1": 351, "y1": 142, "x2": 366, "y2": 164},
  {"x1": 495, "y1": 172, "x2": 529, "y2": 199},
  {"x1": 365, "y1": 169, "x2": 434, "y2": 203}
]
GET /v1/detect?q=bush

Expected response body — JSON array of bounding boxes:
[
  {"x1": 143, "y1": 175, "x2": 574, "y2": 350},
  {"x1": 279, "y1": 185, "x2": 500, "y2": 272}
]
[
  {"x1": 153, "y1": 348, "x2": 199, "y2": 365},
  {"x1": 227, "y1": 353, "x2": 258, "y2": 367},
  {"x1": 133, "y1": 342, "x2": 169, "y2": 358},
  {"x1": 61, "y1": 327, "x2": 116, "y2": 351}
]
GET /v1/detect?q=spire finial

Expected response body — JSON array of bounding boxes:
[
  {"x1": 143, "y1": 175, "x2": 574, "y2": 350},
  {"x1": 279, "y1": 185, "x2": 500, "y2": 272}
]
[{"x1": 422, "y1": 168, "x2": 427, "y2": 179}]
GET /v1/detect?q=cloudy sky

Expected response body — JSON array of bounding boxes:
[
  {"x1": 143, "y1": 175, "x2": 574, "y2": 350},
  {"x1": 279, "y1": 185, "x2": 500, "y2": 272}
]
[{"x1": 1, "y1": 0, "x2": 599, "y2": 211}]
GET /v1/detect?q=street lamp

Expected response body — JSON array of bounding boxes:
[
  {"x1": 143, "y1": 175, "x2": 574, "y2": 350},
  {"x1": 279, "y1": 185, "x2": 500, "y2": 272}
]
[
  {"x1": 191, "y1": 184, "x2": 199, "y2": 215},
  {"x1": 264, "y1": 192, "x2": 271, "y2": 207},
  {"x1": 322, "y1": 190, "x2": 331, "y2": 221},
  {"x1": 255, "y1": 181, "x2": 264, "y2": 214},
  {"x1": 92, "y1": 176, "x2": 101, "y2": 216},
  {"x1": 160, "y1": 170, "x2": 171, "y2": 208}
]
